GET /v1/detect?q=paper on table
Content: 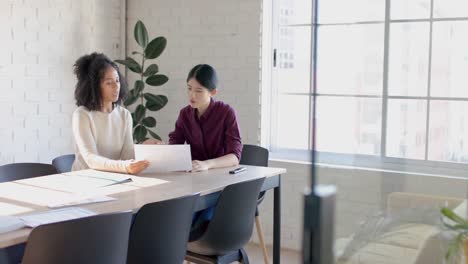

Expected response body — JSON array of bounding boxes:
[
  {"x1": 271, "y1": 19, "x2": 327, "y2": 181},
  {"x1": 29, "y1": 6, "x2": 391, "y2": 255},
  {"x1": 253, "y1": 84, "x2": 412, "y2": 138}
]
[
  {"x1": 0, "y1": 216, "x2": 25, "y2": 233},
  {"x1": 20, "y1": 207, "x2": 96, "y2": 228},
  {"x1": 63, "y1": 169, "x2": 133, "y2": 186},
  {"x1": 134, "y1": 144, "x2": 192, "y2": 173},
  {"x1": 47, "y1": 194, "x2": 116, "y2": 209}
]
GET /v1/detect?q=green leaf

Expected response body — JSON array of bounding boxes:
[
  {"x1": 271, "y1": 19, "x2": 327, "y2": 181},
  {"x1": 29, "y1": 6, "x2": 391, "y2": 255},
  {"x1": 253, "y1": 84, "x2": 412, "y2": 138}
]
[
  {"x1": 442, "y1": 207, "x2": 468, "y2": 226},
  {"x1": 146, "y1": 74, "x2": 168, "y2": 86},
  {"x1": 144, "y1": 94, "x2": 168, "y2": 111},
  {"x1": 148, "y1": 129, "x2": 162, "y2": 140},
  {"x1": 142, "y1": 116, "x2": 156, "y2": 128},
  {"x1": 131, "y1": 113, "x2": 137, "y2": 127},
  {"x1": 124, "y1": 92, "x2": 138, "y2": 106},
  {"x1": 144, "y1": 37, "x2": 167, "y2": 59},
  {"x1": 134, "y1": 80, "x2": 145, "y2": 95},
  {"x1": 143, "y1": 64, "x2": 159, "y2": 77},
  {"x1": 134, "y1": 20, "x2": 148, "y2": 48},
  {"x1": 115, "y1": 57, "x2": 142, "y2": 74},
  {"x1": 134, "y1": 125, "x2": 147, "y2": 143},
  {"x1": 446, "y1": 232, "x2": 464, "y2": 261},
  {"x1": 134, "y1": 104, "x2": 146, "y2": 123},
  {"x1": 131, "y1": 51, "x2": 142, "y2": 55}
]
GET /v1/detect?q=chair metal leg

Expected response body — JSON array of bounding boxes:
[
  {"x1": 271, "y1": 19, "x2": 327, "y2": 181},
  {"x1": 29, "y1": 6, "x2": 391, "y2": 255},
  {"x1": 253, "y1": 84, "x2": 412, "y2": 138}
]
[{"x1": 255, "y1": 216, "x2": 270, "y2": 264}]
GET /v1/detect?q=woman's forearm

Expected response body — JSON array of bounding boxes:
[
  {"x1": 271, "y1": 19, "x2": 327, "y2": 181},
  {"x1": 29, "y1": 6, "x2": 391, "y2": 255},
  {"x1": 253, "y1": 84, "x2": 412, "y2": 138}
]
[{"x1": 205, "y1": 153, "x2": 239, "y2": 169}]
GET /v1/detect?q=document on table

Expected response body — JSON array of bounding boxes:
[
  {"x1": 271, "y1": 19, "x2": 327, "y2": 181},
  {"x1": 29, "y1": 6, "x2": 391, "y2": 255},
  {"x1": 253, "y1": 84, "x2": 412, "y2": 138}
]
[
  {"x1": 134, "y1": 144, "x2": 192, "y2": 173},
  {"x1": 47, "y1": 194, "x2": 116, "y2": 209},
  {"x1": 19, "y1": 207, "x2": 97, "y2": 228},
  {"x1": 0, "y1": 216, "x2": 25, "y2": 233},
  {"x1": 63, "y1": 169, "x2": 133, "y2": 187}
]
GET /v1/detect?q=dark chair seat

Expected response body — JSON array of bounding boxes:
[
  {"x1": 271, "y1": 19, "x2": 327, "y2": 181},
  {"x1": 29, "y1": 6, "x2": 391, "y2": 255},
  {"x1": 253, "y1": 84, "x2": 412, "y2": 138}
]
[
  {"x1": 21, "y1": 211, "x2": 133, "y2": 264},
  {"x1": 127, "y1": 194, "x2": 199, "y2": 264},
  {"x1": 52, "y1": 154, "x2": 75, "y2": 173},
  {"x1": 0, "y1": 163, "x2": 57, "y2": 183},
  {"x1": 186, "y1": 177, "x2": 265, "y2": 264}
]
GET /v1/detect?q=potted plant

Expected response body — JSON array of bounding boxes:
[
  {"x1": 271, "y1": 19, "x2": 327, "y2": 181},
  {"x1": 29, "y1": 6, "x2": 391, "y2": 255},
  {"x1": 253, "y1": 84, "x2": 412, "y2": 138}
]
[
  {"x1": 441, "y1": 207, "x2": 468, "y2": 264},
  {"x1": 116, "y1": 20, "x2": 168, "y2": 143}
]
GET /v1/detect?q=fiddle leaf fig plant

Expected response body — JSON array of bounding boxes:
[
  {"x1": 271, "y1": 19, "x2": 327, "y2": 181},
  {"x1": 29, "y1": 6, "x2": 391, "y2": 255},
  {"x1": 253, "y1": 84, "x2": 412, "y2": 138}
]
[{"x1": 116, "y1": 20, "x2": 168, "y2": 143}]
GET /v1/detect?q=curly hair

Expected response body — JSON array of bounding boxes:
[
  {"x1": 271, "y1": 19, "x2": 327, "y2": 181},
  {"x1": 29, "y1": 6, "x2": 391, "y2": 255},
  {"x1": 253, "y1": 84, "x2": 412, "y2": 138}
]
[{"x1": 73, "y1": 52, "x2": 128, "y2": 111}]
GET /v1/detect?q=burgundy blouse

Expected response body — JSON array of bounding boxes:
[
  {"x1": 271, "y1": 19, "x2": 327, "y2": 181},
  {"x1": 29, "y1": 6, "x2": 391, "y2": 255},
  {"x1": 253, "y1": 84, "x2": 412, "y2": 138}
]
[{"x1": 169, "y1": 98, "x2": 242, "y2": 161}]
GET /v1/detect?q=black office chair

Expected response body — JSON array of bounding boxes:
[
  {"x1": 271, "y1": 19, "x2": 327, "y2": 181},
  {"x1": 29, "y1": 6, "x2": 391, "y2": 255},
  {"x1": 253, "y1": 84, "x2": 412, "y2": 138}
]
[
  {"x1": 185, "y1": 177, "x2": 265, "y2": 264},
  {"x1": 127, "y1": 194, "x2": 200, "y2": 264},
  {"x1": 240, "y1": 144, "x2": 270, "y2": 264},
  {"x1": 0, "y1": 163, "x2": 58, "y2": 183},
  {"x1": 52, "y1": 154, "x2": 75, "y2": 173},
  {"x1": 21, "y1": 211, "x2": 133, "y2": 264},
  {"x1": 0, "y1": 163, "x2": 57, "y2": 263}
]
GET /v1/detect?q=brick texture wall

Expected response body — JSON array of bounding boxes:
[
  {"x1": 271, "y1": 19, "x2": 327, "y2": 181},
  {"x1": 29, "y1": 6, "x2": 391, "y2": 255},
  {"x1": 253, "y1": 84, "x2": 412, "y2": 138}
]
[{"x1": 0, "y1": 0, "x2": 123, "y2": 164}]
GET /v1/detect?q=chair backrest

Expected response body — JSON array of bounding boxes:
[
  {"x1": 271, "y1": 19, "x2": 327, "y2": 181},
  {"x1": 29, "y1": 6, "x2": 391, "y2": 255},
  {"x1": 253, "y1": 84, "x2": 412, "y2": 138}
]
[
  {"x1": 127, "y1": 194, "x2": 200, "y2": 264},
  {"x1": 52, "y1": 154, "x2": 75, "y2": 173},
  {"x1": 0, "y1": 163, "x2": 57, "y2": 183},
  {"x1": 240, "y1": 144, "x2": 269, "y2": 167},
  {"x1": 22, "y1": 211, "x2": 133, "y2": 264},
  {"x1": 240, "y1": 144, "x2": 269, "y2": 204},
  {"x1": 193, "y1": 177, "x2": 265, "y2": 255}
]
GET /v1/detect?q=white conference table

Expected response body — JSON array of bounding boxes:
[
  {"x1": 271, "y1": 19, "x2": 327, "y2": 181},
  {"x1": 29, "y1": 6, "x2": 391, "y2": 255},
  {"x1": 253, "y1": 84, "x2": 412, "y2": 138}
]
[{"x1": 0, "y1": 165, "x2": 286, "y2": 264}]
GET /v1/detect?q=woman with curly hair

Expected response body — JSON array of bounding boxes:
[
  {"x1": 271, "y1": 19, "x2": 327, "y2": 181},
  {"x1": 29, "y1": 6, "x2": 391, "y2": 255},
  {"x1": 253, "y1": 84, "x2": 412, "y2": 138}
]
[{"x1": 72, "y1": 52, "x2": 149, "y2": 174}]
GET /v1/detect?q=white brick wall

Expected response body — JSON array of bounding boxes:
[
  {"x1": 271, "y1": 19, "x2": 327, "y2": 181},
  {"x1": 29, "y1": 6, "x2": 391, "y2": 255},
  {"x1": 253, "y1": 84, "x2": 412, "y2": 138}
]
[
  {"x1": 0, "y1": 0, "x2": 124, "y2": 164},
  {"x1": 126, "y1": 0, "x2": 262, "y2": 144}
]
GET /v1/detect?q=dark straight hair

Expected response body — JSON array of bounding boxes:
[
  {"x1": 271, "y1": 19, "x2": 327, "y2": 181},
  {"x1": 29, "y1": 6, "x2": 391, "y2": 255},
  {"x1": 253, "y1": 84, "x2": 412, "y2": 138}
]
[
  {"x1": 186, "y1": 64, "x2": 218, "y2": 91},
  {"x1": 73, "y1": 52, "x2": 128, "y2": 111}
]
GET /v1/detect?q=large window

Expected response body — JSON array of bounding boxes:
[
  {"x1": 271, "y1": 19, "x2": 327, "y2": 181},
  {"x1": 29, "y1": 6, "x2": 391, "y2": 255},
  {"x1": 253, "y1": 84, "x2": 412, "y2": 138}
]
[{"x1": 269, "y1": 0, "x2": 468, "y2": 173}]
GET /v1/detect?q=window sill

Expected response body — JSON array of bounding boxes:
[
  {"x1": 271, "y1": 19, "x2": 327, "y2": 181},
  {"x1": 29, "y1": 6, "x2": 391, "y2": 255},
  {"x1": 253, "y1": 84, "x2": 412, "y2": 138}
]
[{"x1": 269, "y1": 149, "x2": 468, "y2": 179}]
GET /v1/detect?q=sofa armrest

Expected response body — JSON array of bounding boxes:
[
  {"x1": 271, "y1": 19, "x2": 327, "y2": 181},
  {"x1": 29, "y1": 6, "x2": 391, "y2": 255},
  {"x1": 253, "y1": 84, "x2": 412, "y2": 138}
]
[{"x1": 387, "y1": 192, "x2": 463, "y2": 215}]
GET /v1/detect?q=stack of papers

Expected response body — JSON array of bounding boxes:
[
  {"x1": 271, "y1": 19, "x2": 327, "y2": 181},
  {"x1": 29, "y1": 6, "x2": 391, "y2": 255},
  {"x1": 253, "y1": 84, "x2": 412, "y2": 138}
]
[{"x1": 19, "y1": 207, "x2": 97, "y2": 228}]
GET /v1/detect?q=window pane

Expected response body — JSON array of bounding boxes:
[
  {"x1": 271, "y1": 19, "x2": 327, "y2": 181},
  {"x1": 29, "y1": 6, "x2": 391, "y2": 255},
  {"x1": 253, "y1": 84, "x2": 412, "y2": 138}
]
[
  {"x1": 391, "y1": 0, "x2": 430, "y2": 19},
  {"x1": 431, "y1": 21, "x2": 468, "y2": 98},
  {"x1": 434, "y1": 0, "x2": 468, "y2": 18},
  {"x1": 386, "y1": 99, "x2": 427, "y2": 159},
  {"x1": 316, "y1": 97, "x2": 381, "y2": 155},
  {"x1": 318, "y1": 0, "x2": 385, "y2": 24},
  {"x1": 428, "y1": 101, "x2": 468, "y2": 163},
  {"x1": 317, "y1": 25, "x2": 384, "y2": 95},
  {"x1": 278, "y1": 0, "x2": 312, "y2": 25},
  {"x1": 388, "y1": 22, "x2": 429, "y2": 96},
  {"x1": 277, "y1": 26, "x2": 311, "y2": 93},
  {"x1": 275, "y1": 95, "x2": 309, "y2": 149}
]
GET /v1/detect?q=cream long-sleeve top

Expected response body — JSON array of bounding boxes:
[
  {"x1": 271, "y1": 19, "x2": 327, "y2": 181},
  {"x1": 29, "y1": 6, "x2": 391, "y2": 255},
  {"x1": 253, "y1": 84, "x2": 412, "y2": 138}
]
[{"x1": 71, "y1": 105, "x2": 134, "y2": 173}]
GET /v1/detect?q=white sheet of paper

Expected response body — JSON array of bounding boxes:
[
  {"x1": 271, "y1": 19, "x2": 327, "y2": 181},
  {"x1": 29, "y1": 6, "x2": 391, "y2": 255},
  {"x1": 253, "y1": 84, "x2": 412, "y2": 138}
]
[
  {"x1": 0, "y1": 216, "x2": 25, "y2": 233},
  {"x1": 134, "y1": 144, "x2": 192, "y2": 173},
  {"x1": 47, "y1": 195, "x2": 117, "y2": 209},
  {"x1": 63, "y1": 169, "x2": 133, "y2": 186},
  {"x1": 20, "y1": 207, "x2": 96, "y2": 228}
]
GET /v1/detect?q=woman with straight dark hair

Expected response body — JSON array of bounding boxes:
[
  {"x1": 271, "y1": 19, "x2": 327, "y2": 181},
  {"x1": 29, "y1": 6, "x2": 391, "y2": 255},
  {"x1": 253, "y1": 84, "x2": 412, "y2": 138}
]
[
  {"x1": 166, "y1": 64, "x2": 242, "y2": 172},
  {"x1": 72, "y1": 52, "x2": 149, "y2": 174}
]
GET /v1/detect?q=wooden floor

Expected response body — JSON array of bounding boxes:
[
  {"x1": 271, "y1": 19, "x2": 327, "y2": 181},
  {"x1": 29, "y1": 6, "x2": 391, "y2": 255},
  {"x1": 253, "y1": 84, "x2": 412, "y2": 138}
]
[{"x1": 185, "y1": 242, "x2": 301, "y2": 263}]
